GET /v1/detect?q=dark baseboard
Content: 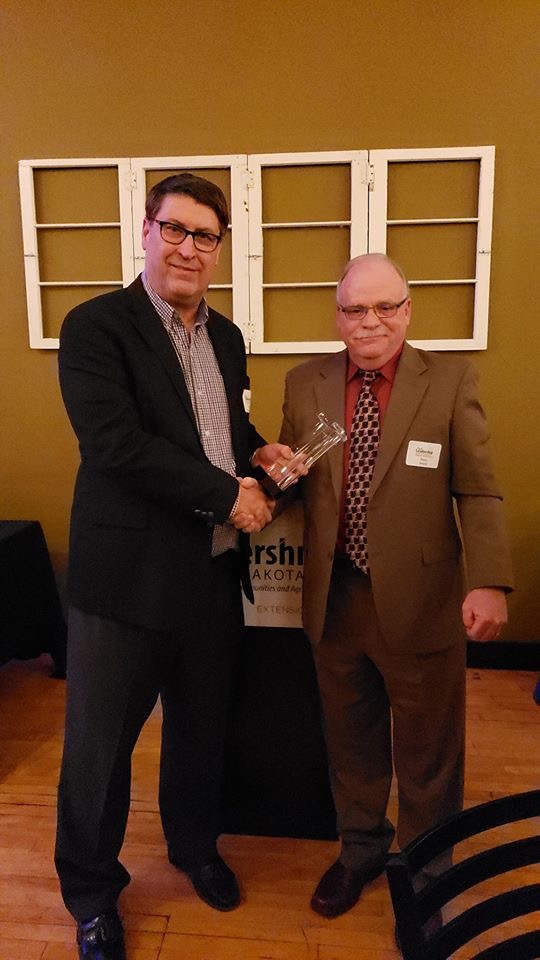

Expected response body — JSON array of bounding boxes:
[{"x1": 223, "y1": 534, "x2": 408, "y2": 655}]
[{"x1": 467, "y1": 640, "x2": 540, "y2": 670}]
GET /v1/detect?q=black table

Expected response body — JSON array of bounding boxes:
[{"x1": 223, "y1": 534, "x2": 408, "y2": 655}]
[{"x1": 0, "y1": 520, "x2": 67, "y2": 676}]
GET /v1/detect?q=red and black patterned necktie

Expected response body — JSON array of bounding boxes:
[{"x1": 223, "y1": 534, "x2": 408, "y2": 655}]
[{"x1": 345, "y1": 369, "x2": 380, "y2": 573}]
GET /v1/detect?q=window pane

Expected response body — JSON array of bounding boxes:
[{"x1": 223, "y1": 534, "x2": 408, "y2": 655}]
[
  {"x1": 215, "y1": 230, "x2": 232, "y2": 285},
  {"x1": 264, "y1": 287, "x2": 338, "y2": 342},
  {"x1": 387, "y1": 161, "x2": 480, "y2": 220},
  {"x1": 42, "y1": 285, "x2": 120, "y2": 339},
  {"x1": 407, "y1": 284, "x2": 475, "y2": 340},
  {"x1": 387, "y1": 223, "x2": 478, "y2": 280},
  {"x1": 34, "y1": 167, "x2": 120, "y2": 223},
  {"x1": 263, "y1": 226, "x2": 349, "y2": 284},
  {"x1": 37, "y1": 227, "x2": 122, "y2": 282},
  {"x1": 262, "y1": 165, "x2": 350, "y2": 223},
  {"x1": 206, "y1": 288, "x2": 233, "y2": 321}
]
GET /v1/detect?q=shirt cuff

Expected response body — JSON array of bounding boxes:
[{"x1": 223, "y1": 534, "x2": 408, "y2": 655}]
[{"x1": 228, "y1": 489, "x2": 241, "y2": 521}]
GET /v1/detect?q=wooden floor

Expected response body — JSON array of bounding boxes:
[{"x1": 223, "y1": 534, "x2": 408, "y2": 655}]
[{"x1": 0, "y1": 657, "x2": 538, "y2": 960}]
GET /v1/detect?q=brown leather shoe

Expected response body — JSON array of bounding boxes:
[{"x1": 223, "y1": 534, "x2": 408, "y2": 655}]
[{"x1": 310, "y1": 859, "x2": 385, "y2": 918}]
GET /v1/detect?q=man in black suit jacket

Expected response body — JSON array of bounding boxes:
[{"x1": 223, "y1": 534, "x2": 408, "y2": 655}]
[{"x1": 55, "y1": 173, "x2": 286, "y2": 960}]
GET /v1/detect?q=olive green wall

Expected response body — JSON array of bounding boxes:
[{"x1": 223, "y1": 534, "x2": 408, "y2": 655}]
[{"x1": 2, "y1": 0, "x2": 539, "y2": 640}]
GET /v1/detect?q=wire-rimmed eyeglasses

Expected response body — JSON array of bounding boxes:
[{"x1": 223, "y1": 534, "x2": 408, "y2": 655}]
[
  {"x1": 150, "y1": 219, "x2": 223, "y2": 253},
  {"x1": 337, "y1": 296, "x2": 409, "y2": 321}
]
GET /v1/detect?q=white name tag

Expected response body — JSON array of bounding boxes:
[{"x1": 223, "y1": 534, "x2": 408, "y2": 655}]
[
  {"x1": 406, "y1": 440, "x2": 442, "y2": 469},
  {"x1": 242, "y1": 389, "x2": 251, "y2": 413}
]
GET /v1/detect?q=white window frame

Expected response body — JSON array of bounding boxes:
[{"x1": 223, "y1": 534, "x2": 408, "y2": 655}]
[
  {"x1": 18, "y1": 157, "x2": 135, "y2": 349},
  {"x1": 247, "y1": 150, "x2": 369, "y2": 354},
  {"x1": 19, "y1": 146, "x2": 495, "y2": 352},
  {"x1": 369, "y1": 145, "x2": 495, "y2": 350}
]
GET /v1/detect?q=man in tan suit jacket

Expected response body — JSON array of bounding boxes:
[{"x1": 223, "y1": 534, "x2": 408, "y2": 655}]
[{"x1": 275, "y1": 253, "x2": 514, "y2": 923}]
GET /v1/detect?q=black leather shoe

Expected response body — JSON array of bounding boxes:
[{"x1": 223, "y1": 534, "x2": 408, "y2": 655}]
[
  {"x1": 310, "y1": 859, "x2": 385, "y2": 918},
  {"x1": 395, "y1": 909, "x2": 443, "y2": 951},
  {"x1": 77, "y1": 910, "x2": 126, "y2": 959},
  {"x1": 186, "y1": 856, "x2": 241, "y2": 911}
]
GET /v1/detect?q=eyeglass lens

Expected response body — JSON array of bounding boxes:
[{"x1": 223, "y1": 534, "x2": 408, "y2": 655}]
[{"x1": 159, "y1": 221, "x2": 220, "y2": 252}]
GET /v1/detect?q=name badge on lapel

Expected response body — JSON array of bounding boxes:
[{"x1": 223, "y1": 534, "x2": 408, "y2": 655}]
[{"x1": 406, "y1": 440, "x2": 442, "y2": 469}]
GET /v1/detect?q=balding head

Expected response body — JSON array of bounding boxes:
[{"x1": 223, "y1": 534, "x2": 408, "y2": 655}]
[
  {"x1": 337, "y1": 253, "x2": 409, "y2": 299},
  {"x1": 335, "y1": 254, "x2": 411, "y2": 369}
]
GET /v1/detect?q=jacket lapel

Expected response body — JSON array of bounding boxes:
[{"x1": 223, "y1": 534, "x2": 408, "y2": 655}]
[
  {"x1": 126, "y1": 279, "x2": 199, "y2": 435},
  {"x1": 313, "y1": 350, "x2": 348, "y2": 506},
  {"x1": 370, "y1": 342, "x2": 429, "y2": 497}
]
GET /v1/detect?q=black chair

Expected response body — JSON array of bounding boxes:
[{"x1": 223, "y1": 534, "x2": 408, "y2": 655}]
[{"x1": 386, "y1": 789, "x2": 540, "y2": 959}]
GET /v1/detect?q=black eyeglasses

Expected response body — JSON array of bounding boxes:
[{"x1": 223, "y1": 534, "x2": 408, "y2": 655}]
[
  {"x1": 150, "y1": 219, "x2": 222, "y2": 252},
  {"x1": 337, "y1": 297, "x2": 409, "y2": 320}
]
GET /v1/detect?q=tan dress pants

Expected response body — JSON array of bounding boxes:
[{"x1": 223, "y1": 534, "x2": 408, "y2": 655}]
[{"x1": 314, "y1": 558, "x2": 466, "y2": 874}]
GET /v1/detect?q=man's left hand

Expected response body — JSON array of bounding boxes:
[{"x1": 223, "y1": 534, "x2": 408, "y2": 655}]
[
  {"x1": 252, "y1": 443, "x2": 309, "y2": 484},
  {"x1": 252, "y1": 443, "x2": 294, "y2": 471},
  {"x1": 462, "y1": 587, "x2": 508, "y2": 641}
]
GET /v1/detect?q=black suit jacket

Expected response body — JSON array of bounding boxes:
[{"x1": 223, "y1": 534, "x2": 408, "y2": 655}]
[{"x1": 59, "y1": 277, "x2": 264, "y2": 632}]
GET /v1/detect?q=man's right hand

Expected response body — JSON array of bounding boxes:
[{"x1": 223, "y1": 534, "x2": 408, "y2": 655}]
[{"x1": 230, "y1": 477, "x2": 275, "y2": 533}]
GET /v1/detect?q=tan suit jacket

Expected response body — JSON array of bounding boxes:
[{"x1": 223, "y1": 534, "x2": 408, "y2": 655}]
[{"x1": 280, "y1": 342, "x2": 514, "y2": 649}]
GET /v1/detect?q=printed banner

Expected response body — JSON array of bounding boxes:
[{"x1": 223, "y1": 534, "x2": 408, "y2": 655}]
[{"x1": 243, "y1": 501, "x2": 304, "y2": 628}]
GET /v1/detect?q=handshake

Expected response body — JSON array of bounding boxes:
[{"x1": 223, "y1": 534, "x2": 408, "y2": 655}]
[
  {"x1": 229, "y1": 442, "x2": 306, "y2": 534},
  {"x1": 229, "y1": 414, "x2": 346, "y2": 533}
]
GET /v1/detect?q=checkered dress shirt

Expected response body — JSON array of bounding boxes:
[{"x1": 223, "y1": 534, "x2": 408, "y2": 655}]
[{"x1": 142, "y1": 273, "x2": 239, "y2": 556}]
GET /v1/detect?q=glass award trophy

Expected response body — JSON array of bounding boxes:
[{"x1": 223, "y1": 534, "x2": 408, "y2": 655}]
[{"x1": 262, "y1": 412, "x2": 347, "y2": 495}]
